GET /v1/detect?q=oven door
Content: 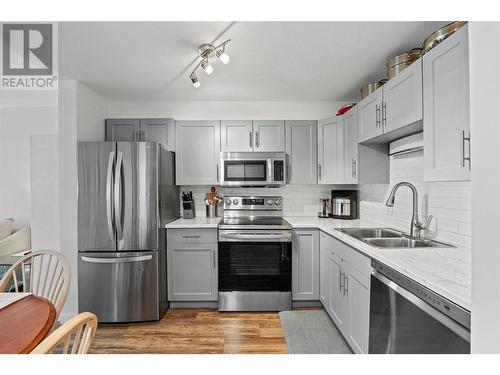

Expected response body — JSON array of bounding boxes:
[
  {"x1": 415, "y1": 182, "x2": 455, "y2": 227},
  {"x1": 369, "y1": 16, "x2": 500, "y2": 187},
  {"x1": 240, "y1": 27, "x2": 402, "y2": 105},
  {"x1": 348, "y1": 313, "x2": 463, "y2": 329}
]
[
  {"x1": 218, "y1": 231, "x2": 292, "y2": 311},
  {"x1": 221, "y1": 159, "x2": 271, "y2": 186}
]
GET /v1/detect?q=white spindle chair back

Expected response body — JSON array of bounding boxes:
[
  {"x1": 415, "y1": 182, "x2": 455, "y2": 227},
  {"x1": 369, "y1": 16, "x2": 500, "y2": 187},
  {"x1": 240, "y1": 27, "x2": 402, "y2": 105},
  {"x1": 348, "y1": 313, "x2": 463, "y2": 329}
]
[
  {"x1": 31, "y1": 312, "x2": 98, "y2": 354},
  {"x1": 0, "y1": 250, "x2": 71, "y2": 322}
]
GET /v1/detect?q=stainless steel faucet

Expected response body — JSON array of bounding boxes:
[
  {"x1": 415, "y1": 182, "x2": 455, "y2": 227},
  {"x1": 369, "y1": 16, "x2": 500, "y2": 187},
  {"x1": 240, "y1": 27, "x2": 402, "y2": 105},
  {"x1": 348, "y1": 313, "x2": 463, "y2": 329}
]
[{"x1": 385, "y1": 182, "x2": 433, "y2": 238}]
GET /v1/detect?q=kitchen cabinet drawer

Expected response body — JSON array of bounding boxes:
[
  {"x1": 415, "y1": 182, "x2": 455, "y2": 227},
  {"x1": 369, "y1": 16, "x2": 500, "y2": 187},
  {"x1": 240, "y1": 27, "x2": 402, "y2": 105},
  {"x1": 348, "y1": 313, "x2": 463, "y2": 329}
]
[
  {"x1": 330, "y1": 235, "x2": 371, "y2": 278},
  {"x1": 168, "y1": 229, "x2": 218, "y2": 244}
]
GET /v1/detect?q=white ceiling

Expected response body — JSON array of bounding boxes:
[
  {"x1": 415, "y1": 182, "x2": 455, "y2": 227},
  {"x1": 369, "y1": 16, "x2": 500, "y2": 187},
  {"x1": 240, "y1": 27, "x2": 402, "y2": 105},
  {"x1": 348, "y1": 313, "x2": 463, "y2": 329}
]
[{"x1": 59, "y1": 21, "x2": 447, "y2": 102}]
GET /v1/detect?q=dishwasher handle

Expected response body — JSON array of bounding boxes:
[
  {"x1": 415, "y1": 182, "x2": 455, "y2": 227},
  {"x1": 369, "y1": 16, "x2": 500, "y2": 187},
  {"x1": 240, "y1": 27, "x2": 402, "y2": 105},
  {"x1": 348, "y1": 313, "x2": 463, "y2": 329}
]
[{"x1": 371, "y1": 269, "x2": 470, "y2": 342}]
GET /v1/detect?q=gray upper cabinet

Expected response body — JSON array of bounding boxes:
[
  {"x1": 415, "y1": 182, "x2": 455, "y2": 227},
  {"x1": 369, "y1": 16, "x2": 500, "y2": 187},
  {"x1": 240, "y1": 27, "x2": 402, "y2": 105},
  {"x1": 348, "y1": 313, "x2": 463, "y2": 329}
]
[
  {"x1": 383, "y1": 60, "x2": 422, "y2": 133},
  {"x1": 106, "y1": 118, "x2": 175, "y2": 151},
  {"x1": 175, "y1": 120, "x2": 221, "y2": 185},
  {"x1": 292, "y1": 230, "x2": 320, "y2": 301},
  {"x1": 343, "y1": 108, "x2": 358, "y2": 184},
  {"x1": 423, "y1": 25, "x2": 470, "y2": 182},
  {"x1": 318, "y1": 116, "x2": 343, "y2": 184},
  {"x1": 358, "y1": 89, "x2": 384, "y2": 143},
  {"x1": 285, "y1": 120, "x2": 317, "y2": 184},
  {"x1": 253, "y1": 120, "x2": 285, "y2": 151},
  {"x1": 220, "y1": 120, "x2": 254, "y2": 152},
  {"x1": 106, "y1": 119, "x2": 140, "y2": 141},
  {"x1": 140, "y1": 118, "x2": 175, "y2": 151}
]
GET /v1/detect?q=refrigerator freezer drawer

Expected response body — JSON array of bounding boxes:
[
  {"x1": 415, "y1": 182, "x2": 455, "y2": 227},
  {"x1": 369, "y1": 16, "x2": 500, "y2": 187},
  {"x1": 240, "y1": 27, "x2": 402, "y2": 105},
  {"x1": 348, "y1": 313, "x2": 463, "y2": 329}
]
[{"x1": 78, "y1": 251, "x2": 161, "y2": 323}]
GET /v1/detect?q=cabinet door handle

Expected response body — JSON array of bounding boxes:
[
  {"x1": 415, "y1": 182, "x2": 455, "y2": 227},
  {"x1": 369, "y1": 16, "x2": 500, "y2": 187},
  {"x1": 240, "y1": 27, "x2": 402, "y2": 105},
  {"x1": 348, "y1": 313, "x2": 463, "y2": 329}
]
[
  {"x1": 141, "y1": 130, "x2": 145, "y2": 140},
  {"x1": 249, "y1": 131, "x2": 253, "y2": 148},
  {"x1": 288, "y1": 161, "x2": 292, "y2": 183},
  {"x1": 212, "y1": 249, "x2": 216, "y2": 268},
  {"x1": 375, "y1": 105, "x2": 381, "y2": 128},
  {"x1": 216, "y1": 164, "x2": 219, "y2": 182},
  {"x1": 318, "y1": 164, "x2": 322, "y2": 180},
  {"x1": 462, "y1": 130, "x2": 471, "y2": 170},
  {"x1": 255, "y1": 131, "x2": 260, "y2": 148},
  {"x1": 344, "y1": 274, "x2": 349, "y2": 296},
  {"x1": 382, "y1": 101, "x2": 387, "y2": 128},
  {"x1": 182, "y1": 235, "x2": 201, "y2": 239},
  {"x1": 135, "y1": 131, "x2": 140, "y2": 140},
  {"x1": 339, "y1": 270, "x2": 344, "y2": 292}
]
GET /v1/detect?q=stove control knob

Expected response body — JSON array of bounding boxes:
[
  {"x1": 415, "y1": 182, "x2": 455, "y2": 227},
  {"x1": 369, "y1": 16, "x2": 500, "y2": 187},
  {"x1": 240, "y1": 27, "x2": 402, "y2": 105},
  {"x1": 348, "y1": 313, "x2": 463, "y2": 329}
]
[
  {"x1": 225, "y1": 199, "x2": 232, "y2": 205},
  {"x1": 233, "y1": 199, "x2": 239, "y2": 205},
  {"x1": 274, "y1": 199, "x2": 281, "y2": 205},
  {"x1": 267, "y1": 199, "x2": 273, "y2": 205}
]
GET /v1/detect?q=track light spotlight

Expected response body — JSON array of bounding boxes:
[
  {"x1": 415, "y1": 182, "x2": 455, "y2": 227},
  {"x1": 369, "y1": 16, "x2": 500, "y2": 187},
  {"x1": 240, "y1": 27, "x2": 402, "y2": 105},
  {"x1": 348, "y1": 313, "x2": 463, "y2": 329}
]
[
  {"x1": 216, "y1": 49, "x2": 230, "y2": 64},
  {"x1": 201, "y1": 59, "x2": 214, "y2": 75},
  {"x1": 190, "y1": 73, "x2": 200, "y2": 88}
]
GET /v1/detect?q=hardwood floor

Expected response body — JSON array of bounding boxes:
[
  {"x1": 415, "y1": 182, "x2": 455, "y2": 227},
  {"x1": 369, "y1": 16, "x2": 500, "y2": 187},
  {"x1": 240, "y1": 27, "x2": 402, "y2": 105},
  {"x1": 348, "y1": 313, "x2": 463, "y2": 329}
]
[{"x1": 89, "y1": 309, "x2": 288, "y2": 354}]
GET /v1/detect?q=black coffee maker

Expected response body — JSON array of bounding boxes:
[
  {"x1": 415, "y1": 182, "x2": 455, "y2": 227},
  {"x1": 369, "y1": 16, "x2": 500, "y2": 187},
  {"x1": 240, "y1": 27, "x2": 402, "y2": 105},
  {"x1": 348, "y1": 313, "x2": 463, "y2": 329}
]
[{"x1": 331, "y1": 190, "x2": 358, "y2": 220}]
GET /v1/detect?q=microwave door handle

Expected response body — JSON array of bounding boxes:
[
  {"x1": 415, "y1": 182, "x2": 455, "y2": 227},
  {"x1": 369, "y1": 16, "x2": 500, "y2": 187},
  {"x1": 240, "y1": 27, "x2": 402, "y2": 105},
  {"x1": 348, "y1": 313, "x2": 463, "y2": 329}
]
[
  {"x1": 268, "y1": 159, "x2": 273, "y2": 184},
  {"x1": 371, "y1": 270, "x2": 470, "y2": 342}
]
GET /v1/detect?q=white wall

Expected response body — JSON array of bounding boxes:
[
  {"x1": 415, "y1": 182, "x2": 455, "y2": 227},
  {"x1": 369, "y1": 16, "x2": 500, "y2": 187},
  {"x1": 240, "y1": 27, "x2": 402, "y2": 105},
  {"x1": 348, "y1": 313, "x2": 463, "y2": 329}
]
[
  {"x1": 0, "y1": 91, "x2": 58, "y2": 251},
  {"x1": 77, "y1": 82, "x2": 108, "y2": 141},
  {"x1": 469, "y1": 22, "x2": 500, "y2": 353},
  {"x1": 58, "y1": 80, "x2": 78, "y2": 321},
  {"x1": 107, "y1": 101, "x2": 345, "y2": 120},
  {"x1": 58, "y1": 80, "x2": 109, "y2": 321}
]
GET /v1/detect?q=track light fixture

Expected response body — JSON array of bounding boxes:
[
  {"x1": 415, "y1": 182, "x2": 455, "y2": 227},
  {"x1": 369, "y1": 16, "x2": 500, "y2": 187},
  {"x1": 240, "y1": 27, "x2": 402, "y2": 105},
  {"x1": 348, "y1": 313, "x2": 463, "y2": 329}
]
[{"x1": 189, "y1": 39, "x2": 231, "y2": 88}]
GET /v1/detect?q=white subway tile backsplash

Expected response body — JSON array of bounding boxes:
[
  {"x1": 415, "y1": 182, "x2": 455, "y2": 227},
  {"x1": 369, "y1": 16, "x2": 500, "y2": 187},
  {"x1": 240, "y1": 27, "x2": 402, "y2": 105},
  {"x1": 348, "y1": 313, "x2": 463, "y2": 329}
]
[
  {"x1": 179, "y1": 184, "x2": 336, "y2": 217},
  {"x1": 359, "y1": 153, "x2": 471, "y2": 248}
]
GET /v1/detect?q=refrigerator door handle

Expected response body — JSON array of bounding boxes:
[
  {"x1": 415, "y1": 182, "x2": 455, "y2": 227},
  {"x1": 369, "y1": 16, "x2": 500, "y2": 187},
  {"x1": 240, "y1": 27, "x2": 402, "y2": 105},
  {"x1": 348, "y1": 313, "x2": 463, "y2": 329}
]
[
  {"x1": 106, "y1": 151, "x2": 115, "y2": 241},
  {"x1": 114, "y1": 151, "x2": 124, "y2": 241},
  {"x1": 81, "y1": 255, "x2": 153, "y2": 263}
]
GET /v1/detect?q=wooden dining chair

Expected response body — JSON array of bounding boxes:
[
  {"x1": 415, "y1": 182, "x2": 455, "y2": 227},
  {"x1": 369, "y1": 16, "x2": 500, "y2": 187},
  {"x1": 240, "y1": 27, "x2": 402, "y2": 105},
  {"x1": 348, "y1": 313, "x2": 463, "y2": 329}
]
[
  {"x1": 0, "y1": 250, "x2": 71, "y2": 322},
  {"x1": 31, "y1": 312, "x2": 98, "y2": 354}
]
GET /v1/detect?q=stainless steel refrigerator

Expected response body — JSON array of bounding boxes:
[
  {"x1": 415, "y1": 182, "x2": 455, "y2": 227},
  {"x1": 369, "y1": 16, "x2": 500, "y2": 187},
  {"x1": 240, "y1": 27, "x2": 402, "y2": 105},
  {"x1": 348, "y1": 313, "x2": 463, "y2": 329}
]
[{"x1": 77, "y1": 141, "x2": 179, "y2": 323}]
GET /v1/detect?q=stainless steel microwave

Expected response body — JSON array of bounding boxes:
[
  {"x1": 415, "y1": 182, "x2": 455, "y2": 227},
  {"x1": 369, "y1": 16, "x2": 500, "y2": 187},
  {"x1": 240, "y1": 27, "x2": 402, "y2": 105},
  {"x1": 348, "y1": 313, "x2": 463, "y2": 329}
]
[{"x1": 220, "y1": 152, "x2": 287, "y2": 187}]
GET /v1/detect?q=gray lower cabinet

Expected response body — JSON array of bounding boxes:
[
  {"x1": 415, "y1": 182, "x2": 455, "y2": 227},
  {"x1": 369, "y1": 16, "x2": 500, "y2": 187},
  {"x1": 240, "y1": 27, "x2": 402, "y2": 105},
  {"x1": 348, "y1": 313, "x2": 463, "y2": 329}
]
[
  {"x1": 292, "y1": 230, "x2": 319, "y2": 300},
  {"x1": 106, "y1": 118, "x2": 175, "y2": 151},
  {"x1": 319, "y1": 232, "x2": 371, "y2": 354},
  {"x1": 167, "y1": 229, "x2": 218, "y2": 301},
  {"x1": 285, "y1": 120, "x2": 318, "y2": 184}
]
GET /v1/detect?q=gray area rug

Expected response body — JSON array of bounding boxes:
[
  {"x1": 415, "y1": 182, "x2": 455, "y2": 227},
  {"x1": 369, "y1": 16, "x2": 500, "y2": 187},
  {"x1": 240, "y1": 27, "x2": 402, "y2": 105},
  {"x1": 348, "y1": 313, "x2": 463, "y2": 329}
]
[{"x1": 279, "y1": 310, "x2": 352, "y2": 354}]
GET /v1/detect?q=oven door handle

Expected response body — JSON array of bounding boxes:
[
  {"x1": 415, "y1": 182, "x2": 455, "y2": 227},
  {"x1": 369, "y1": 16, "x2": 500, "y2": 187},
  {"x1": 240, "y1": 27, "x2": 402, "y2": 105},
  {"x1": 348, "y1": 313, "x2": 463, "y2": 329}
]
[
  {"x1": 220, "y1": 233, "x2": 291, "y2": 241},
  {"x1": 371, "y1": 270, "x2": 470, "y2": 342}
]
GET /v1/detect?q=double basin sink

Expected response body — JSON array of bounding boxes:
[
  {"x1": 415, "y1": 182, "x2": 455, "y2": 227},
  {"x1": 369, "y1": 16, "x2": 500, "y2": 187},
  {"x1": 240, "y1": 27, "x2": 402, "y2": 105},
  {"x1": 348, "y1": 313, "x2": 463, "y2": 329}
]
[{"x1": 335, "y1": 228, "x2": 455, "y2": 249}]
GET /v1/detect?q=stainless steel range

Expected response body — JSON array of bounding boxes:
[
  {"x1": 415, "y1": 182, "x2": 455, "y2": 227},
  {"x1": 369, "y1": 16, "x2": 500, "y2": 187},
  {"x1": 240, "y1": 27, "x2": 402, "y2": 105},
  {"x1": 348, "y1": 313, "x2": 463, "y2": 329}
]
[{"x1": 218, "y1": 196, "x2": 292, "y2": 311}]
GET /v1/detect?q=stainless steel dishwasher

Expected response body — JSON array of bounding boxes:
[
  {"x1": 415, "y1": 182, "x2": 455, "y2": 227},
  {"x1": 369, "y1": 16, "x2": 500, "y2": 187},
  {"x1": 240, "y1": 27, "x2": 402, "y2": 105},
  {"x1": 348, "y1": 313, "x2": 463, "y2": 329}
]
[{"x1": 369, "y1": 260, "x2": 470, "y2": 354}]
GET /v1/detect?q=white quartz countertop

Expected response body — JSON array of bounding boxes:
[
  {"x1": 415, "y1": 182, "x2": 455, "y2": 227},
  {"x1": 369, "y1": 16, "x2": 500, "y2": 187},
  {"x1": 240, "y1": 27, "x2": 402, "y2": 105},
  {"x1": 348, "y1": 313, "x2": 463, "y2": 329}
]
[
  {"x1": 165, "y1": 215, "x2": 471, "y2": 310},
  {"x1": 165, "y1": 216, "x2": 222, "y2": 228},
  {"x1": 285, "y1": 216, "x2": 471, "y2": 311}
]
